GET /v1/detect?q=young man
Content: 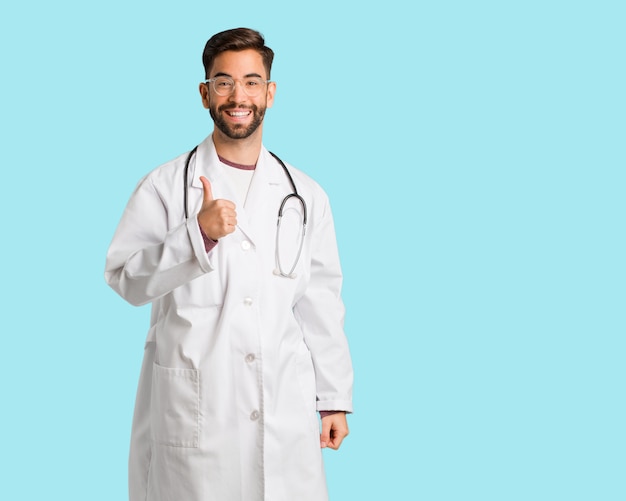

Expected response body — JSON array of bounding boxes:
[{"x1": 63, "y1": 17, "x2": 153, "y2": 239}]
[{"x1": 105, "y1": 28, "x2": 353, "y2": 501}]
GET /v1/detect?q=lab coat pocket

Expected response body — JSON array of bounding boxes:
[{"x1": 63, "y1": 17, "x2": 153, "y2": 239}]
[{"x1": 151, "y1": 363, "x2": 200, "y2": 448}]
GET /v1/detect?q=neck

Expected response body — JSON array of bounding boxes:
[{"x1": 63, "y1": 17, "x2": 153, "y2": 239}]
[{"x1": 212, "y1": 126, "x2": 263, "y2": 165}]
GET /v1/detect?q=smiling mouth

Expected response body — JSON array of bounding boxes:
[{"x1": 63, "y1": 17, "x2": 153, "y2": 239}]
[{"x1": 226, "y1": 110, "x2": 251, "y2": 118}]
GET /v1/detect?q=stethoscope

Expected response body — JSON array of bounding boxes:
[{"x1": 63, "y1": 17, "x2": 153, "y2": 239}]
[{"x1": 183, "y1": 146, "x2": 307, "y2": 279}]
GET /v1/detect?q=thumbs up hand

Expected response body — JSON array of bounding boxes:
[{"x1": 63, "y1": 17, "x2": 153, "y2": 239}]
[{"x1": 197, "y1": 176, "x2": 237, "y2": 240}]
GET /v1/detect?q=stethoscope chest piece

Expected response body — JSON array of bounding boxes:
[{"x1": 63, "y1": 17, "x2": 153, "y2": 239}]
[{"x1": 273, "y1": 268, "x2": 296, "y2": 279}]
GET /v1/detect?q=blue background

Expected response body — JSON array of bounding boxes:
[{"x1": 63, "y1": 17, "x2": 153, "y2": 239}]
[{"x1": 1, "y1": 1, "x2": 624, "y2": 499}]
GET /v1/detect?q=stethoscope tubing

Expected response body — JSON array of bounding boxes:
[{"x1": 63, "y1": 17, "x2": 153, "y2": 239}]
[{"x1": 183, "y1": 146, "x2": 307, "y2": 278}]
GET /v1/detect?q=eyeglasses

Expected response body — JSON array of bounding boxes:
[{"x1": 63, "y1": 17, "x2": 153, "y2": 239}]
[{"x1": 205, "y1": 76, "x2": 270, "y2": 97}]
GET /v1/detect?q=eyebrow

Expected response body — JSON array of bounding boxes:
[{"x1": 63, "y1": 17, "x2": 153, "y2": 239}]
[{"x1": 212, "y1": 72, "x2": 264, "y2": 79}]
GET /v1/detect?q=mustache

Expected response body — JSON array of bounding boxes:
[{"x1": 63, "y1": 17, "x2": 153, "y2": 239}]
[{"x1": 218, "y1": 104, "x2": 256, "y2": 112}]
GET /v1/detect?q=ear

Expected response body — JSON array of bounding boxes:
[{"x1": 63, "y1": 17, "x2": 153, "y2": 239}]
[
  {"x1": 266, "y1": 81, "x2": 276, "y2": 109},
  {"x1": 199, "y1": 82, "x2": 210, "y2": 109}
]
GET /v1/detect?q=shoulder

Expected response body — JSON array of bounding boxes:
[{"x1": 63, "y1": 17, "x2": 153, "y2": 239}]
[
  {"x1": 142, "y1": 150, "x2": 191, "y2": 186},
  {"x1": 128, "y1": 149, "x2": 194, "y2": 204},
  {"x1": 264, "y1": 152, "x2": 337, "y2": 229},
  {"x1": 266, "y1": 150, "x2": 329, "y2": 202}
]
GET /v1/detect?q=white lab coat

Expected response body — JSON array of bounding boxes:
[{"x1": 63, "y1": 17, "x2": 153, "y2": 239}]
[{"x1": 105, "y1": 134, "x2": 353, "y2": 501}]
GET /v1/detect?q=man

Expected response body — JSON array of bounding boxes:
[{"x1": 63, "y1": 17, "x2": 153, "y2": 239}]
[{"x1": 105, "y1": 28, "x2": 353, "y2": 501}]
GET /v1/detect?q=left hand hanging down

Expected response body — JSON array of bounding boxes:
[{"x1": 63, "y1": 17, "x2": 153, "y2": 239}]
[{"x1": 320, "y1": 412, "x2": 349, "y2": 450}]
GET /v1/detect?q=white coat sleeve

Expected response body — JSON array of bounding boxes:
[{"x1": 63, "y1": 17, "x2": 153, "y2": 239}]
[
  {"x1": 294, "y1": 195, "x2": 354, "y2": 413},
  {"x1": 104, "y1": 174, "x2": 213, "y2": 306}
]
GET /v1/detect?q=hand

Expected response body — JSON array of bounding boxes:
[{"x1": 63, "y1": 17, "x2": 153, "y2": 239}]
[
  {"x1": 197, "y1": 176, "x2": 237, "y2": 240},
  {"x1": 320, "y1": 412, "x2": 349, "y2": 450}
]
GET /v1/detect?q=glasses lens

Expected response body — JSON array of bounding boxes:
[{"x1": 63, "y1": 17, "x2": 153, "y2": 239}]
[
  {"x1": 242, "y1": 77, "x2": 265, "y2": 97},
  {"x1": 211, "y1": 77, "x2": 266, "y2": 97},
  {"x1": 212, "y1": 77, "x2": 234, "y2": 96}
]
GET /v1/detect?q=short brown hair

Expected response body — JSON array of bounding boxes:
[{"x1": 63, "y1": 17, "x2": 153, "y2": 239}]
[{"x1": 202, "y1": 28, "x2": 275, "y2": 79}]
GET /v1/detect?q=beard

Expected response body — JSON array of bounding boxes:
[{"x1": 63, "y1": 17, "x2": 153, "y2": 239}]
[{"x1": 210, "y1": 103, "x2": 266, "y2": 140}]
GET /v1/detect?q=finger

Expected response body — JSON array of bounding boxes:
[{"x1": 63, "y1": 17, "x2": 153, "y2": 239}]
[
  {"x1": 328, "y1": 428, "x2": 348, "y2": 450},
  {"x1": 225, "y1": 216, "x2": 237, "y2": 232},
  {"x1": 320, "y1": 419, "x2": 331, "y2": 449},
  {"x1": 217, "y1": 206, "x2": 237, "y2": 224},
  {"x1": 199, "y1": 176, "x2": 214, "y2": 203},
  {"x1": 215, "y1": 199, "x2": 237, "y2": 210}
]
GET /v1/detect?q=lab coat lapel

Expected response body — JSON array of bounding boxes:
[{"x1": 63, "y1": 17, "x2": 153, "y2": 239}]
[
  {"x1": 189, "y1": 135, "x2": 254, "y2": 243},
  {"x1": 189, "y1": 137, "x2": 280, "y2": 246},
  {"x1": 243, "y1": 148, "x2": 285, "y2": 241},
  {"x1": 190, "y1": 135, "x2": 230, "y2": 199}
]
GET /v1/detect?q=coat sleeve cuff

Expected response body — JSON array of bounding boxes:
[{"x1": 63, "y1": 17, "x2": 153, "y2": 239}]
[
  {"x1": 186, "y1": 217, "x2": 214, "y2": 273},
  {"x1": 319, "y1": 410, "x2": 344, "y2": 418},
  {"x1": 316, "y1": 400, "x2": 353, "y2": 414}
]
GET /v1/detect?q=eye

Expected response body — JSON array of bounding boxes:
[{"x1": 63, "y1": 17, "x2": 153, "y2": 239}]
[
  {"x1": 245, "y1": 79, "x2": 262, "y2": 87},
  {"x1": 215, "y1": 78, "x2": 233, "y2": 88}
]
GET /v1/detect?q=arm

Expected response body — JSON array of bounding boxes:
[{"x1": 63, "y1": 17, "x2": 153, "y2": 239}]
[
  {"x1": 294, "y1": 193, "x2": 354, "y2": 414},
  {"x1": 105, "y1": 174, "x2": 235, "y2": 306}
]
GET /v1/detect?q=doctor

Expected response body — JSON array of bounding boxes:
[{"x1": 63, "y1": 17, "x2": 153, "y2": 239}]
[{"x1": 105, "y1": 28, "x2": 353, "y2": 501}]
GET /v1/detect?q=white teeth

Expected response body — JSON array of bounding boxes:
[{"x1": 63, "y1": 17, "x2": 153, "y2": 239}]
[{"x1": 228, "y1": 111, "x2": 250, "y2": 117}]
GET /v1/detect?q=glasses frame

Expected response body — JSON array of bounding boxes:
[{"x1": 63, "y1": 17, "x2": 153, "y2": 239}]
[{"x1": 205, "y1": 76, "x2": 271, "y2": 97}]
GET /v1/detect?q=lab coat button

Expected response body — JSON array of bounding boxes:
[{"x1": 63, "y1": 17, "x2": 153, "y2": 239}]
[
  {"x1": 243, "y1": 297, "x2": 253, "y2": 306},
  {"x1": 250, "y1": 410, "x2": 260, "y2": 421},
  {"x1": 241, "y1": 240, "x2": 251, "y2": 251},
  {"x1": 245, "y1": 354, "x2": 255, "y2": 363}
]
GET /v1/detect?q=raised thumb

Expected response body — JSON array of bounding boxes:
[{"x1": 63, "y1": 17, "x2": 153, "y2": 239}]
[{"x1": 199, "y1": 176, "x2": 214, "y2": 203}]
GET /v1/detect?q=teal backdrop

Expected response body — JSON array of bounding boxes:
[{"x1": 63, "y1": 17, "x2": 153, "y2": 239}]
[{"x1": 1, "y1": 1, "x2": 624, "y2": 499}]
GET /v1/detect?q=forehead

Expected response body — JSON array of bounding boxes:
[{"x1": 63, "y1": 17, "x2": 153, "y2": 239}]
[{"x1": 210, "y1": 49, "x2": 267, "y2": 78}]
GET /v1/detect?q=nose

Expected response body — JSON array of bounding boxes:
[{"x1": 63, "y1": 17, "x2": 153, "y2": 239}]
[{"x1": 229, "y1": 80, "x2": 248, "y2": 102}]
